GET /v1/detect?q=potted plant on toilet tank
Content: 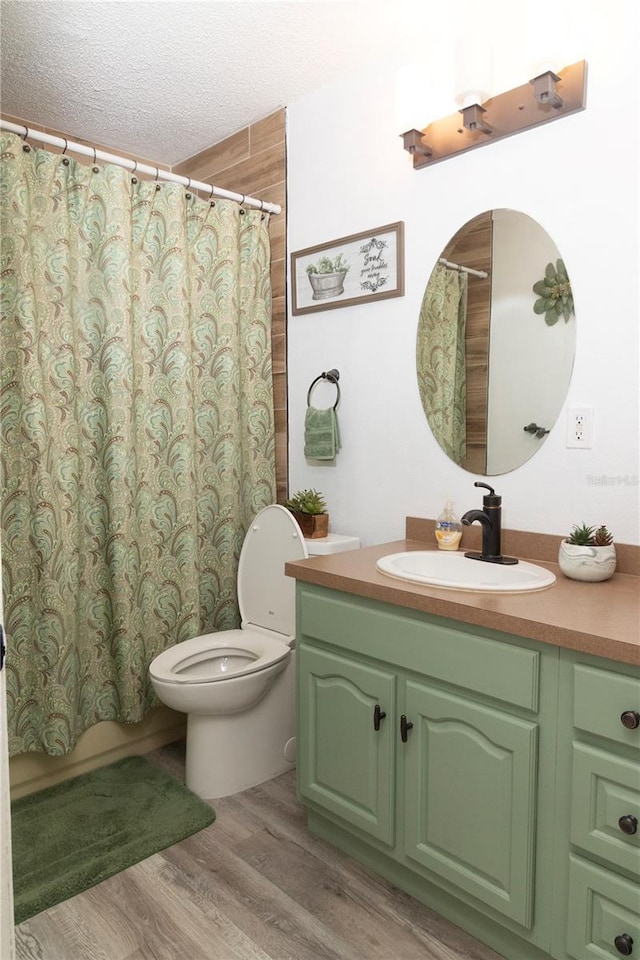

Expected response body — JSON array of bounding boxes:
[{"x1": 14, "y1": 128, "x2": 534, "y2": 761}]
[
  {"x1": 285, "y1": 489, "x2": 329, "y2": 539},
  {"x1": 558, "y1": 523, "x2": 616, "y2": 582}
]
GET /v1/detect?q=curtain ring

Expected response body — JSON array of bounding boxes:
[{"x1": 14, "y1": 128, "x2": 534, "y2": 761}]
[
  {"x1": 21, "y1": 126, "x2": 31, "y2": 152},
  {"x1": 209, "y1": 184, "x2": 215, "y2": 206},
  {"x1": 155, "y1": 167, "x2": 161, "y2": 191},
  {"x1": 131, "y1": 160, "x2": 138, "y2": 184},
  {"x1": 61, "y1": 137, "x2": 70, "y2": 165},
  {"x1": 91, "y1": 147, "x2": 99, "y2": 173},
  {"x1": 185, "y1": 177, "x2": 192, "y2": 199},
  {"x1": 239, "y1": 195, "x2": 245, "y2": 214}
]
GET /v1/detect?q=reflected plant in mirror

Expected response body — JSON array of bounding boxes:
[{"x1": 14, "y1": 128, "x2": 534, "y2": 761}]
[{"x1": 416, "y1": 209, "x2": 576, "y2": 476}]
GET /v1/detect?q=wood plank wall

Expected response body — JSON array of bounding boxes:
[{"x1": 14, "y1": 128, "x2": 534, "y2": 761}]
[
  {"x1": 172, "y1": 110, "x2": 288, "y2": 503},
  {"x1": 440, "y1": 211, "x2": 492, "y2": 475}
]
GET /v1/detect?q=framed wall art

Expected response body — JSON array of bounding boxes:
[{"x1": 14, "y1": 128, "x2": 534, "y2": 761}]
[{"x1": 291, "y1": 221, "x2": 404, "y2": 315}]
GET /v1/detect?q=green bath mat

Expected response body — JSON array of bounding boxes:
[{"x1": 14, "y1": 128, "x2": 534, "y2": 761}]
[{"x1": 12, "y1": 754, "x2": 215, "y2": 925}]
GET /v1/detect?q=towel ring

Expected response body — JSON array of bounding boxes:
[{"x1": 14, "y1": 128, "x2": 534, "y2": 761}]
[{"x1": 307, "y1": 369, "x2": 340, "y2": 410}]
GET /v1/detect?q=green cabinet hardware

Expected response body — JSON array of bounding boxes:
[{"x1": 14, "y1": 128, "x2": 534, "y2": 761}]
[
  {"x1": 621, "y1": 711, "x2": 640, "y2": 731},
  {"x1": 399, "y1": 714, "x2": 413, "y2": 742},
  {"x1": 618, "y1": 816, "x2": 638, "y2": 836},
  {"x1": 373, "y1": 703, "x2": 386, "y2": 730}
]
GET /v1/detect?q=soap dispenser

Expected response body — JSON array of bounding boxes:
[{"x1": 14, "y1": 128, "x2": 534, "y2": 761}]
[{"x1": 435, "y1": 499, "x2": 462, "y2": 551}]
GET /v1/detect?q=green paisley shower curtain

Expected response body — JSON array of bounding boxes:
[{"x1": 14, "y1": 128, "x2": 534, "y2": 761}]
[
  {"x1": 0, "y1": 133, "x2": 275, "y2": 757},
  {"x1": 416, "y1": 263, "x2": 468, "y2": 464}
]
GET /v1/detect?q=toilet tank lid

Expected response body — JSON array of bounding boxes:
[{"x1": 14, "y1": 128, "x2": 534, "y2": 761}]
[
  {"x1": 238, "y1": 505, "x2": 307, "y2": 636},
  {"x1": 306, "y1": 533, "x2": 361, "y2": 555}
]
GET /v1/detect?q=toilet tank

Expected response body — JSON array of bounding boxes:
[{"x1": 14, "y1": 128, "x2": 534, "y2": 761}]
[{"x1": 305, "y1": 533, "x2": 361, "y2": 556}]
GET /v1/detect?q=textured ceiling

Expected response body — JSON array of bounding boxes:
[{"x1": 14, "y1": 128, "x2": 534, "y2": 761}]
[{"x1": 0, "y1": 0, "x2": 455, "y2": 166}]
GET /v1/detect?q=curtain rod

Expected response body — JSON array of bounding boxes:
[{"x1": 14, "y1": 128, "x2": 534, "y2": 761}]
[
  {"x1": 0, "y1": 120, "x2": 281, "y2": 215},
  {"x1": 438, "y1": 257, "x2": 488, "y2": 279}
]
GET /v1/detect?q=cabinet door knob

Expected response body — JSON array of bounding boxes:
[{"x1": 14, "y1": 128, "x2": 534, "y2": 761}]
[
  {"x1": 373, "y1": 704, "x2": 387, "y2": 731},
  {"x1": 618, "y1": 815, "x2": 638, "y2": 836},
  {"x1": 620, "y1": 711, "x2": 640, "y2": 730},
  {"x1": 614, "y1": 933, "x2": 633, "y2": 956},
  {"x1": 400, "y1": 714, "x2": 413, "y2": 743}
]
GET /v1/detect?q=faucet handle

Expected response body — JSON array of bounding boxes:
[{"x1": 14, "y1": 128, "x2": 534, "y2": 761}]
[
  {"x1": 474, "y1": 482, "x2": 495, "y2": 495},
  {"x1": 474, "y1": 481, "x2": 501, "y2": 506}
]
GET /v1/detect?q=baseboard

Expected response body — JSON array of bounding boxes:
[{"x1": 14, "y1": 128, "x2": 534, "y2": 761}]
[{"x1": 9, "y1": 707, "x2": 186, "y2": 800}]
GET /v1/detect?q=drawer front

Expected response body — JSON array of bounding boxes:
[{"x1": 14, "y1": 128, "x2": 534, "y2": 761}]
[
  {"x1": 574, "y1": 664, "x2": 640, "y2": 748},
  {"x1": 567, "y1": 855, "x2": 640, "y2": 959},
  {"x1": 571, "y1": 743, "x2": 640, "y2": 876},
  {"x1": 298, "y1": 585, "x2": 540, "y2": 711}
]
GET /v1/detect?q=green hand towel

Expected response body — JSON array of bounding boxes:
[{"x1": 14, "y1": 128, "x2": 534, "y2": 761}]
[{"x1": 304, "y1": 406, "x2": 341, "y2": 460}]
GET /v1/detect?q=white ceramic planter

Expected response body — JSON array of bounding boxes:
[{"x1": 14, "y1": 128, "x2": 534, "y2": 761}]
[{"x1": 558, "y1": 540, "x2": 616, "y2": 582}]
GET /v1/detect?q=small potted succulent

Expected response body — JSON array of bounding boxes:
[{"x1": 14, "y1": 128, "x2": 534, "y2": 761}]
[
  {"x1": 285, "y1": 488, "x2": 329, "y2": 539},
  {"x1": 558, "y1": 523, "x2": 616, "y2": 582}
]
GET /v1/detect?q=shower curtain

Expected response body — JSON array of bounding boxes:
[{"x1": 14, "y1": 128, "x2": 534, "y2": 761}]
[
  {"x1": 0, "y1": 133, "x2": 276, "y2": 757},
  {"x1": 416, "y1": 263, "x2": 468, "y2": 464}
]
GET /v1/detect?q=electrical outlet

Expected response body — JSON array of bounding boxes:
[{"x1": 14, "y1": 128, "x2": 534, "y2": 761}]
[{"x1": 566, "y1": 406, "x2": 593, "y2": 448}]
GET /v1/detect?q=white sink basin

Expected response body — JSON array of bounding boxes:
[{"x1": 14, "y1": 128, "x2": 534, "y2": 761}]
[{"x1": 376, "y1": 551, "x2": 556, "y2": 593}]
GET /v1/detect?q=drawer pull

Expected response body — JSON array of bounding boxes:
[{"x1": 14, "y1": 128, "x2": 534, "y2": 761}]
[
  {"x1": 373, "y1": 704, "x2": 387, "y2": 731},
  {"x1": 620, "y1": 711, "x2": 640, "y2": 730},
  {"x1": 618, "y1": 815, "x2": 638, "y2": 836},
  {"x1": 614, "y1": 933, "x2": 633, "y2": 956},
  {"x1": 400, "y1": 714, "x2": 413, "y2": 743}
]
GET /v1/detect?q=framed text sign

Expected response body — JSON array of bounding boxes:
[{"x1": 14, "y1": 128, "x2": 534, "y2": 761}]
[{"x1": 291, "y1": 221, "x2": 404, "y2": 315}]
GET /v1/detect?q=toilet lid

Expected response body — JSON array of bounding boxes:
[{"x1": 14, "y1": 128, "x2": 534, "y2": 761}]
[{"x1": 238, "y1": 504, "x2": 308, "y2": 636}]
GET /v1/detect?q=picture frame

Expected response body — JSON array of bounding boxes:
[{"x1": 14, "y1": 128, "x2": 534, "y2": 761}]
[{"x1": 291, "y1": 221, "x2": 404, "y2": 315}]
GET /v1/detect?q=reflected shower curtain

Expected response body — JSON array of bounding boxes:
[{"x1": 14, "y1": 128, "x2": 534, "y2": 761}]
[
  {"x1": 0, "y1": 133, "x2": 275, "y2": 756},
  {"x1": 416, "y1": 264, "x2": 468, "y2": 464}
]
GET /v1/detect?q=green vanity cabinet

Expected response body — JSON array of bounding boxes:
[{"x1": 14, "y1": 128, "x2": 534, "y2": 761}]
[
  {"x1": 296, "y1": 583, "x2": 560, "y2": 960},
  {"x1": 553, "y1": 652, "x2": 640, "y2": 960}
]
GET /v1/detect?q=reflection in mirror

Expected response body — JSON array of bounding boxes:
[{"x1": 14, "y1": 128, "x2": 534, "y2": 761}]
[{"x1": 417, "y1": 209, "x2": 575, "y2": 476}]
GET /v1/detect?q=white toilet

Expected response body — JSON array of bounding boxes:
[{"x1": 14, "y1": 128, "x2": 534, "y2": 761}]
[{"x1": 149, "y1": 504, "x2": 359, "y2": 799}]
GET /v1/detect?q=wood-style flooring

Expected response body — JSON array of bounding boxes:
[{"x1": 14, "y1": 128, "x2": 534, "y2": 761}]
[{"x1": 14, "y1": 741, "x2": 502, "y2": 960}]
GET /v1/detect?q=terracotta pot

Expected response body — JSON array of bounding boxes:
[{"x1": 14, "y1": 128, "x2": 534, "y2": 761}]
[
  {"x1": 291, "y1": 511, "x2": 329, "y2": 539},
  {"x1": 558, "y1": 540, "x2": 616, "y2": 582}
]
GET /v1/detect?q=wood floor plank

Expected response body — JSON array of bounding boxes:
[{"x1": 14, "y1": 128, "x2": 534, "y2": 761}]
[{"x1": 14, "y1": 742, "x2": 504, "y2": 960}]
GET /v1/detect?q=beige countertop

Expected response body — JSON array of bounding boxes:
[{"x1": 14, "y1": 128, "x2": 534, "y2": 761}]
[{"x1": 285, "y1": 521, "x2": 640, "y2": 666}]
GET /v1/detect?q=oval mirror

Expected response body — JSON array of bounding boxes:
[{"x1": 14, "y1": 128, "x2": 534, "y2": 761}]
[{"x1": 417, "y1": 209, "x2": 575, "y2": 475}]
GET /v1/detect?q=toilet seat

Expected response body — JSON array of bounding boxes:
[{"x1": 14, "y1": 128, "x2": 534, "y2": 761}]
[{"x1": 148, "y1": 628, "x2": 291, "y2": 685}]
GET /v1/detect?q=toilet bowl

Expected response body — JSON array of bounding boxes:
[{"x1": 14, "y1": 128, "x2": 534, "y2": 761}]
[{"x1": 149, "y1": 504, "x2": 308, "y2": 799}]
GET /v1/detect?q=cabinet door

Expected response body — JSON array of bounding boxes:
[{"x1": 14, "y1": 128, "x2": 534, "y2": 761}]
[
  {"x1": 403, "y1": 678, "x2": 538, "y2": 927},
  {"x1": 298, "y1": 644, "x2": 395, "y2": 845}
]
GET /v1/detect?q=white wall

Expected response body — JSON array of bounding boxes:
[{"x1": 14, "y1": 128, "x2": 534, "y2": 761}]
[{"x1": 287, "y1": 1, "x2": 639, "y2": 546}]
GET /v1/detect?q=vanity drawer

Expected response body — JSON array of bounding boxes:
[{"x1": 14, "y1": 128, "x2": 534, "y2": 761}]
[
  {"x1": 298, "y1": 586, "x2": 540, "y2": 711},
  {"x1": 571, "y1": 742, "x2": 640, "y2": 876},
  {"x1": 567, "y1": 855, "x2": 640, "y2": 959},
  {"x1": 574, "y1": 664, "x2": 640, "y2": 748}
]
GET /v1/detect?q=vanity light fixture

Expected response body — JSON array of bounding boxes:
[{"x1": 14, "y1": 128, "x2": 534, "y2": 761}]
[{"x1": 401, "y1": 60, "x2": 587, "y2": 169}]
